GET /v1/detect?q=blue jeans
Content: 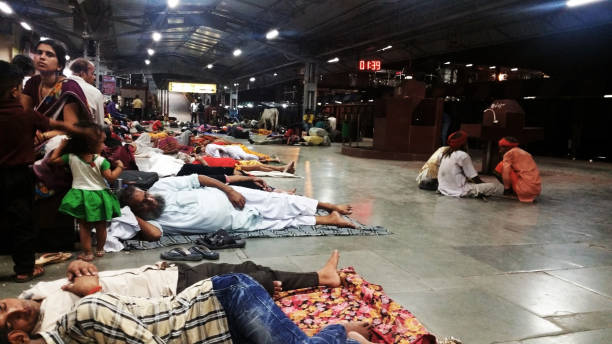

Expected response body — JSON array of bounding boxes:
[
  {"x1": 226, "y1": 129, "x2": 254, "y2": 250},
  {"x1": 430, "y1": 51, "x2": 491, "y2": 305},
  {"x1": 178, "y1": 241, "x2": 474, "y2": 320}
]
[{"x1": 212, "y1": 274, "x2": 360, "y2": 344}]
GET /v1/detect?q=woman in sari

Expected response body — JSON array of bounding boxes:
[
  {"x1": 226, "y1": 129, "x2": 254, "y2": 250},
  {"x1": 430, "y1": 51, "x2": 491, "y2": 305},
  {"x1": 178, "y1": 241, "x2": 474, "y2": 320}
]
[{"x1": 21, "y1": 39, "x2": 92, "y2": 143}]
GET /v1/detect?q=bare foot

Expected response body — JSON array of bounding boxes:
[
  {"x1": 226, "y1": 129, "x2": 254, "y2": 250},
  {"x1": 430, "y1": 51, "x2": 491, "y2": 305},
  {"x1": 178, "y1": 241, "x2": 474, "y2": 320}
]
[
  {"x1": 334, "y1": 204, "x2": 353, "y2": 215},
  {"x1": 283, "y1": 161, "x2": 296, "y2": 174},
  {"x1": 343, "y1": 321, "x2": 372, "y2": 339},
  {"x1": 78, "y1": 252, "x2": 94, "y2": 262},
  {"x1": 329, "y1": 211, "x2": 356, "y2": 228},
  {"x1": 273, "y1": 280, "x2": 283, "y2": 292},
  {"x1": 317, "y1": 250, "x2": 341, "y2": 287},
  {"x1": 348, "y1": 331, "x2": 374, "y2": 344}
]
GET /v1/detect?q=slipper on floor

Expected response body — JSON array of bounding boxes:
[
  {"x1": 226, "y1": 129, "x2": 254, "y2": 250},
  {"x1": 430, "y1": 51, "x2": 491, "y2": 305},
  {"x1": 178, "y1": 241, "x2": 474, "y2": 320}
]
[
  {"x1": 35, "y1": 252, "x2": 73, "y2": 266},
  {"x1": 161, "y1": 247, "x2": 204, "y2": 261},
  {"x1": 13, "y1": 265, "x2": 45, "y2": 283},
  {"x1": 196, "y1": 229, "x2": 246, "y2": 250},
  {"x1": 190, "y1": 245, "x2": 220, "y2": 260}
]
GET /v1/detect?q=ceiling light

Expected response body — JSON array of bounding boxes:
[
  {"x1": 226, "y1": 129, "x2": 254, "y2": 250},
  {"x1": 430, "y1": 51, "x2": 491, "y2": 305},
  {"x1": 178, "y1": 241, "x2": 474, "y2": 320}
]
[
  {"x1": 223, "y1": 86, "x2": 228, "y2": 89},
  {"x1": 233, "y1": 48, "x2": 242, "y2": 57},
  {"x1": 233, "y1": 83, "x2": 239, "y2": 86},
  {"x1": 281, "y1": 104, "x2": 288, "y2": 108},
  {"x1": 523, "y1": 96, "x2": 536, "y2": 100},
  {"x1": 40, "y1": 36, "x2": 50, "y2": 41},
  {"x1": 465, "y1": 64, "x2": 473, "y2": 67},
  {"x1": 273, "y1": 73, "x2": 278, "y2": 76},
  {"x1": 20, "y1": 22, "x2": 32, "y2": 31},
  {"x1": 65, "y1": 55, "x2": 70, "y2": 61},
  {"x1": 379, "y1": 45, "x2": 392, "y2": 51},
  {"x1": 489, "y1": 66, "x2": 496, "y2": 69},
  {"x1": 327, "y1": 57, "x2": 339, "y2": 63},
  {"x1": 0, "y1": 2, "x2": 13, "y2": 14},
  {"x1": 152, "y1": 32, "x2": 162, "y2": 41},
  {"x1": 207, "y1": 64, "x2": 213, "y2": 69},
  {"x1": 247, "y1": 103, "x2": 253, "y2": 108},
  {"x1": 145, "y1": 59, "x2": 151, "y2": 65},
  {"x1": 604, "y1": 94, "x2": 612, "y2": 98},
  {"x1": 405, "y1": 75, "x2": 413, "y2": 80},
  {"x1": 167, "y1": 0, "x2": 180, "y2": 8},
  {"x1": 511, "y1": 67, "x2": 518, "y2": 71},
  {"x1": 249, "y1": 77, "x2": 255, "y2": 82},
  {"x1": 265, "y1": 29, "x2": 279, "y2": 40},
  {"x1": 444, "y1": 61, "x2": 451, "y2": 65},
  {"x1": 147, "y1": 48, "x2": 155, "y2": 56},
  {"x1": 567, "y1": 0, "x2": 604, "y2": 7}
]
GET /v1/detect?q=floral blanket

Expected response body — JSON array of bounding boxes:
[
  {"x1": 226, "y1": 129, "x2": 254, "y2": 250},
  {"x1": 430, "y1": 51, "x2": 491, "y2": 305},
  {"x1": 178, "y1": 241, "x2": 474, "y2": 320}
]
[{"x1": 275, "y1": 267, "x2": 436, "y2": 344}]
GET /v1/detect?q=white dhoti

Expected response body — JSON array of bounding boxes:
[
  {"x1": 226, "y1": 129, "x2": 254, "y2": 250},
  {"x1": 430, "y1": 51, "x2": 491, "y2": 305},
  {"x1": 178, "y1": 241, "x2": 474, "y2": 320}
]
[
  {"x1": 205, "y1": 144, "x2": 259, "y2": 160},
  {"x1": 231, "y1": 186, "x2": 318, "y2": 230}
]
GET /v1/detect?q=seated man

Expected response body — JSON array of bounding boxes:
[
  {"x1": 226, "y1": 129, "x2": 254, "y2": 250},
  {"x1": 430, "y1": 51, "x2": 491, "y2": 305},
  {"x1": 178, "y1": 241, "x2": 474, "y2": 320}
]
[
  {"x1": 438, "y1": 130, "x2": 503, "y2": 198},
  {"x1": 2, "y1": 270, "x2": 373, "y2": 343},
  {"x1": 416, "y1": 145, "x2": 448, "y2": 190},
  {"x1": 494, "y1": 136, "x2": 542, "y2": 202},
  {"x1": 119, "y1": 174, "x2": 355, "y2": 236}
]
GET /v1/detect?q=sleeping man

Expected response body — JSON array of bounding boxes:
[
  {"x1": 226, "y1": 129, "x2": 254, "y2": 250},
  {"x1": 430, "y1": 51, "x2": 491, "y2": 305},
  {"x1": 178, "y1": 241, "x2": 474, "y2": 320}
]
[{"x1": 118, "y1": 174, "x2": 356, "y2": 236}]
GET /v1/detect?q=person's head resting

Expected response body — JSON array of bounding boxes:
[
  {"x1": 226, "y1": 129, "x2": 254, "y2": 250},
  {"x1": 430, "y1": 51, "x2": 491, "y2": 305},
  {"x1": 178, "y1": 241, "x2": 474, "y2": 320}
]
[
  {"x1": 118, "y1": 186, "x2": 165, "y2": 220},
  {"x1": 10, "y1": 55, "x2": 35, "y2": 77},
  {"x1": 0, "y1": 61, "x2": 25, "y2": 101},
  {"x1": 69, "y1": 58, "x2": 95, "y2": 85},
  {"x1": 0, "y1": 298, "x2": 42, "y2": 344},
  {"x1": 64, "y1": 120, "x2": 105, "y2": 155},
  {"x1": 498, "y1": 136, "x2": 519, "y2": 155},
  {"x1": 444, "y1": 130, "x2": 469, "y2": 157},
  {"x1": 33, "y1": 39, "x2": 68, "y2": 76}
]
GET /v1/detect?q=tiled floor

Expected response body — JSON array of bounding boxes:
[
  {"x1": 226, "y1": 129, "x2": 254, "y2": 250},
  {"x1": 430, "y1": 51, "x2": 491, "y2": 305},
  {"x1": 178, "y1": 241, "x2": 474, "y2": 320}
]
[{"x1": 1, "y1": 142, "x2": 611, "y2": 343}]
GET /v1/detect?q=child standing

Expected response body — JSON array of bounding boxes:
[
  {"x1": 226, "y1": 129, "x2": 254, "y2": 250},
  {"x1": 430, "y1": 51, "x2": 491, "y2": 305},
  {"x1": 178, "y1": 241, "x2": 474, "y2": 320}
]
[
  {"x1": 49, "y1": 121, "x2": 124, "y2": 261},
  {"x1": 0, "y1": 60, "x2": 94, "y2": 282}
]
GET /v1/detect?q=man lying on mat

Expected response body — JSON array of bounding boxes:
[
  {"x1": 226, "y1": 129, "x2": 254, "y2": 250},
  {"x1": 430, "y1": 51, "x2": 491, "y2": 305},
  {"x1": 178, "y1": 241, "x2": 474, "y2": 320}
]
[
  {"x1": 118, "y1": 174, "x2": 355, "y2": 236},
  {"x1": 0, "y1": 251, "x2": 375, "y2": 343}
]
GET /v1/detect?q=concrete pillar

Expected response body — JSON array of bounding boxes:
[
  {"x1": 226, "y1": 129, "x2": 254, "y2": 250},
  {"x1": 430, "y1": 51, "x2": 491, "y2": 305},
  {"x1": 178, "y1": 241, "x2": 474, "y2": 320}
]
[
  {"x1": 302, "y1": 61, "x2": 318, "y2": 117},
  {"x1": 230, "y1": 86, "x2": 238, "y2": 108}
]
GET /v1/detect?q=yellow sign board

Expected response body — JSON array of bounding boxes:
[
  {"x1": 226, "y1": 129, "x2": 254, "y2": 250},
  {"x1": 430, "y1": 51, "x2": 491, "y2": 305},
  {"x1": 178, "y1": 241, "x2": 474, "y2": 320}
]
[{"x1": 169, "y1": 82, "x2": 217, "y2": 94}]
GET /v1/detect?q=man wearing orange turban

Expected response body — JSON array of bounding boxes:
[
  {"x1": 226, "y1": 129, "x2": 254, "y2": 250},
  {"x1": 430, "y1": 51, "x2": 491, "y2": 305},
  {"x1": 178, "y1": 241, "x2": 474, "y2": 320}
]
[
  {"x1": 437, "y1": 131, "x2": 503, "y2": 198},
  {"x1": 494, "y1": 137, "x2": 541, "y2": 202}
]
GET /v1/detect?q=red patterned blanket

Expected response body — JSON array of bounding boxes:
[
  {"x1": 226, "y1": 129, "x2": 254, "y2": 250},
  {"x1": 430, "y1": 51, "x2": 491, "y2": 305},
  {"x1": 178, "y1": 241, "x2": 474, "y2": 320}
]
[{"x1": 274, "y1": 267, "x2": 436, "y2": 344}]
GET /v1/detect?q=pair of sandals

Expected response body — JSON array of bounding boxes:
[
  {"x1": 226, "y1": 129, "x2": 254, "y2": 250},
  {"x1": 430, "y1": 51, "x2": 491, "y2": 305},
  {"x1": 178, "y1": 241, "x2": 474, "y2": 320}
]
[
  {"x1": 161, "y1": 246, "x2": 219, "y2": 261},
  {"x1": 195, "y1": 229, "x2": 246, "y2": 250},
  {"x1": 14, "y1": 252, "x2": 73, "y2": 283}
]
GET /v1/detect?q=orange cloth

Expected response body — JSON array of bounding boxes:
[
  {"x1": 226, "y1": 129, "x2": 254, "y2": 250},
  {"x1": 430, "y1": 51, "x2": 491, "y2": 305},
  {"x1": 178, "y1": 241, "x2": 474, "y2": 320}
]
[{"x1": 496, "y1": 147, "x2": 541, "y2": 202}]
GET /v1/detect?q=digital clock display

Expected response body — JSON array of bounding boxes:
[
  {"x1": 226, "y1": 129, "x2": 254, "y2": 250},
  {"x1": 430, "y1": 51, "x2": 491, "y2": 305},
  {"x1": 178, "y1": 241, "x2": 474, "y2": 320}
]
[{"x1": 359, "y1": 60, "x2": 381, "y2": 71}]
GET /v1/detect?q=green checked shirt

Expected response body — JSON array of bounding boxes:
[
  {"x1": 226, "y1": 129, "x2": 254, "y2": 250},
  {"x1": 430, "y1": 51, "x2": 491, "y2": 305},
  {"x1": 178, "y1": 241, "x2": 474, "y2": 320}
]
[{"x1": 39, "y1": 279, "x2": 233, "y2": 344}]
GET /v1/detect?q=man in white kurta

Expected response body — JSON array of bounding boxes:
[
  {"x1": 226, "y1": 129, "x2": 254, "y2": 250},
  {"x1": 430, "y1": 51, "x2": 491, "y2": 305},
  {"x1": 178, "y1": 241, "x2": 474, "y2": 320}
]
[{"x1": 144, "y1": 174, "x2": 319, "y2": 234}]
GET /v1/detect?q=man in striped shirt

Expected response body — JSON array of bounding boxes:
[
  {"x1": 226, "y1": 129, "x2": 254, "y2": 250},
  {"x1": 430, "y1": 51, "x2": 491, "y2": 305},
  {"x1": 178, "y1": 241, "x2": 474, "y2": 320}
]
[{"x1": 5, "y1": 274, "x2": 375, "y2": 344}]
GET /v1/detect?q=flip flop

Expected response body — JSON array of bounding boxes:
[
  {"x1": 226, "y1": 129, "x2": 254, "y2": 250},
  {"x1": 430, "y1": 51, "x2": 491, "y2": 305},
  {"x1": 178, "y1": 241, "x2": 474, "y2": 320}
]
[
  {"x1": 13, "y1": 265, "x2": 45, "y2": 283},
  {"x1": 196, "y1": 229, "x2": 246, "y2": 250},
  {"x1": 160, "y1": 247, "x2": 204, "y2": 261},
  {"x1": 35, "y1": 252, "x2": 73, "y2": 266},
  {"x1": 190, "y1": 246, "x2": 220, "y2": 260}
]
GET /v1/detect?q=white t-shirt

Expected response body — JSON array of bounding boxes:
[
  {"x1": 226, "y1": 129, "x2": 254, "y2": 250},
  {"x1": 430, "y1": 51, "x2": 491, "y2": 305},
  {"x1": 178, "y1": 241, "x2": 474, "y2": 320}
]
[
  {"x1": 68, "y1": 75, "x2": 105, "y2": 125},
  {"x1": 437, "y1": 150, "x2": 478, "y2": 197}
]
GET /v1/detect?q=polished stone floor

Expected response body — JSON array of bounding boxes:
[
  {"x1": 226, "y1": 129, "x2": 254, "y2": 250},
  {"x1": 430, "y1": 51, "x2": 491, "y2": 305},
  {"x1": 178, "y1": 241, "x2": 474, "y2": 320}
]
[{"x1": 1, "y1": 142, "x2": 611, "y2": 344}]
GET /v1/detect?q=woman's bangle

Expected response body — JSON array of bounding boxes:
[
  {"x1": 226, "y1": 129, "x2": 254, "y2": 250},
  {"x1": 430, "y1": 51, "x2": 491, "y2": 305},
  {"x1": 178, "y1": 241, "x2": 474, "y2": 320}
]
[{"x1": 86, "y1": 285, "x2": 103, "y2": 295}]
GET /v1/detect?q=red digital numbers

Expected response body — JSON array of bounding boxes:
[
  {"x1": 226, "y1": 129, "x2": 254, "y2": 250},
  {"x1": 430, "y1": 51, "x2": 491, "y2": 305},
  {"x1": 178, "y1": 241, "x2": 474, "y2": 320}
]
[{"x1": 358, "y1": 60, "x2": 381, "y2": 71}]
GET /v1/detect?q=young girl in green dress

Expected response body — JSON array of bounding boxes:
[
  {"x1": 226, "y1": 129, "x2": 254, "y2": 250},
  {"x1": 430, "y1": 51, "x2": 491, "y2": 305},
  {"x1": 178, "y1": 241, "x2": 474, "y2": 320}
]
[{"x1": 49, "y1": 121, "x2": 124, "y2": 261}]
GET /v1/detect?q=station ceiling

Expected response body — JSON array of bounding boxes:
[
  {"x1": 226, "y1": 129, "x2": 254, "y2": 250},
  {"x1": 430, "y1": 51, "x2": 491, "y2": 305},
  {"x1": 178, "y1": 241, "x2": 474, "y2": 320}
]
[{"x1": 5, "y1": 0, "x2": 612, "y2": 89}]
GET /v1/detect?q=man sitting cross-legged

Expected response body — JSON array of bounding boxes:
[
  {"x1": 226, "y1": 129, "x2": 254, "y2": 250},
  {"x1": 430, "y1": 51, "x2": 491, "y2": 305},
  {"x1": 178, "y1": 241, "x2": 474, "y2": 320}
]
[
  {"x1": 0, "y1": 251, "x2": 380, "y2": 343},
  {"x1": 438, "y1": 130, "x2": 503, "y2": 198},
  {"x1": 118, "y1": 174, "x2": 355, "y2": 236}
]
